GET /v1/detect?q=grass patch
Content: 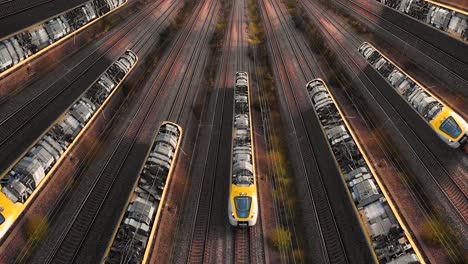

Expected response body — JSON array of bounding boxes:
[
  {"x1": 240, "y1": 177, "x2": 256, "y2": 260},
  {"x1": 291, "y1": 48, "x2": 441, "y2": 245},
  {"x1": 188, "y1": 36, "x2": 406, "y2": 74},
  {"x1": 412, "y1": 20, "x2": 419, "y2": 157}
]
[{"x1": 248, "y1": 0, "x2": 305, "y2": 262}]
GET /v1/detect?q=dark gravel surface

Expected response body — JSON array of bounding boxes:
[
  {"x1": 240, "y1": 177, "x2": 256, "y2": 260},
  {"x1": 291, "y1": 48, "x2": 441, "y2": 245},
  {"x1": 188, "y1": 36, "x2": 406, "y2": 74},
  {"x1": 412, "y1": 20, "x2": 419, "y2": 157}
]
[{"x1": 0, "y1": 0, "x2": 94, "y2": 39}]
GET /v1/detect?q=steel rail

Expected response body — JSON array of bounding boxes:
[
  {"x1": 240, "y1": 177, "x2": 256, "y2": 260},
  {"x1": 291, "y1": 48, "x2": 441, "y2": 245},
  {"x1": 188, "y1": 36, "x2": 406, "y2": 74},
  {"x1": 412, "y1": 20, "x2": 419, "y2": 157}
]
[
  {"x1": 167, "y1": 0, "x2": 220, "y2": 123},
  {"x1": 313, "y1": 0, "x2": 468, "y2": 217},
  {"x1": 0, "y1": 0, "x2": 53, "y2": 19},
  {"x1": 250, "y1": 18, "x2": 290, "y2": 264},
  {"x1": 128, "y1": 1, "x2": 223, "y2": 260},
  {"x1": 248, "y1": 0, "x2": 305, "y2": 258},
  {"x1": 0, "y1": 1, "x2": 179, "y2": 254},
  {"x1": 41, "y1": 0, "x2": 225, "y2": 262},
  {"x1": 182, "y1": 0, "x2": 234, "y2": 262},
  {"x1": 234, "y1": 229, "x2": 250, "y2": 264},
  {"x1": 66, "y1": 0, "x2": 219, "y2": 259},
  {"x1": 258, "y1": 0, "x2": 353, "y2": 262},
  {"x1": 233, "y1": 1, "x2": 256, "y2": 263},
  {"x1": 271, "y1": 0, "x2": 429, "y2": 262}
]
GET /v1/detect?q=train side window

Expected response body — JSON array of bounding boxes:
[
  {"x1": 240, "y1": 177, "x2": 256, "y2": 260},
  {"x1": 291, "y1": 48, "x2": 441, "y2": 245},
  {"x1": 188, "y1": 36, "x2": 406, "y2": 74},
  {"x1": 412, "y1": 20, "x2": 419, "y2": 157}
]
[{"x1": 0, "y1": 214, "x2": 4, "y2": 225}]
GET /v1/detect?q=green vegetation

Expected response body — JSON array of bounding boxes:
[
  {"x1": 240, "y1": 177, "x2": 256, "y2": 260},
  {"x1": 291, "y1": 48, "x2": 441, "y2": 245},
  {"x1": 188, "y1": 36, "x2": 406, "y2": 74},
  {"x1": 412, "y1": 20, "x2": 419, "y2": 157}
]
[
  {"x1": 209, "y1": 0, "x2": 232, "y2": 49},
  {"x1": 26, "y1": 216, "x2": 49, "y2": 242},
  {"x1": 247, "y1": 0, "x2": 305, "y2": 262},
  {"x1": 268, "y1": 227, "x2": 292, "y2": 252}
]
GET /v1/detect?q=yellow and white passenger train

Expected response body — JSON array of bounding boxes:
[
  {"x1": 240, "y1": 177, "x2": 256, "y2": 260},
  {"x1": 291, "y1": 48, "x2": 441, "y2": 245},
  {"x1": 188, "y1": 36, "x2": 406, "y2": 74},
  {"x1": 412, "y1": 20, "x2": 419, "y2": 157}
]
[
  {"x1": 104, "y1": 121, "x2": 182, "y2": 264},
  {"x1": 0, "y1": 50, "x2": 137, "y2": 239},
  {"x1": 228, "y1": 72, "x2": 258, "y2": 227},
  {"x1": 358, "y1": 42, "x2": 468, "y2": 148}
]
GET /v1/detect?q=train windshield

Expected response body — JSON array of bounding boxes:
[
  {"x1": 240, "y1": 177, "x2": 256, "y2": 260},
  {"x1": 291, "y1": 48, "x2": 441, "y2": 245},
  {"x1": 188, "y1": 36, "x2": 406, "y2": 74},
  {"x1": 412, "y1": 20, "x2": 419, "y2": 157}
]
[
  {"x1": 440, "y1": 117, "x2": 462, "y2": 138},
  {"x1": 235, "y1": 197, "x2": 252, "y2": 218}
]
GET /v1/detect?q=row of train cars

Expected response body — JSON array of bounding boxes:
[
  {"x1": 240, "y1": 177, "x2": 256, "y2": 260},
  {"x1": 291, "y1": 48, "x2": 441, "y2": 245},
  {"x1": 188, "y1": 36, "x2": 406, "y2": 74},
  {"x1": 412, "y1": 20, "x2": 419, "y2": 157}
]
[
  {"x1": 378, "y1": 0, "x2": 468, "y2": 41},
  {"x1": 0, "y1": 0, "x2": 127, "y2": 75},
  {"x1": 0, "y1": 44, "x2": 467, "y2": 262}
]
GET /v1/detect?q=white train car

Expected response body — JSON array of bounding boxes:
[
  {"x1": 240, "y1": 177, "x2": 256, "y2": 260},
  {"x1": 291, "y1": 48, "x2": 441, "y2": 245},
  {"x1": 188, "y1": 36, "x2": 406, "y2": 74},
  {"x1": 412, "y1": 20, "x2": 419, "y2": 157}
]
[
  {"x1": 358, "y1": 42, "x2": 468, "y2": 148},
  {"x1": 228, "y1": 72, "x2": 258, "y2": 227}
]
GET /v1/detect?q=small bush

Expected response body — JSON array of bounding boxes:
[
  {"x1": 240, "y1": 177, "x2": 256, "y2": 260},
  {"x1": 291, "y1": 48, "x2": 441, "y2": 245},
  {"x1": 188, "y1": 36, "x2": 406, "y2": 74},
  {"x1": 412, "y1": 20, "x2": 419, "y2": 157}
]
[{"x1": 268, "y1": 227, "x2": 292, "y2": 252}]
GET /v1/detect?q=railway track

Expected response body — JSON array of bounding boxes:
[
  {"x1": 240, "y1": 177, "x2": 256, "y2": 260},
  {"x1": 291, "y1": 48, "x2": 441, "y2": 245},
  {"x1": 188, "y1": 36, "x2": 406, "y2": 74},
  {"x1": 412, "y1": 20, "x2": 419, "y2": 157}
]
[
  {"x1": 16, "y1": 0, "x2": 215, "y2": 263},
  {"x1": 0, "y1": 0, "x2": 180, "y2": 174},
  {"x1": 233, "y1": 219, "x2": 263, "y2": 264},
  {"x1": 181, "y1": 0, "x2": 232, "y2": 262},
  {"x1": 257, "y1": 0, "x2": 378, "y2": 262},
  {"x1": 0, "y1": 0, "x2": 53, "y2": 19},
  {"x1": 297, "y1": 0, "x2": 467, "y2": 259},
  {"x1": 166, "y1": 0, "x2": 266, "y2": 263},
  {"x1": 234, "y1": 229, "x2": 250, "y2": 264}
]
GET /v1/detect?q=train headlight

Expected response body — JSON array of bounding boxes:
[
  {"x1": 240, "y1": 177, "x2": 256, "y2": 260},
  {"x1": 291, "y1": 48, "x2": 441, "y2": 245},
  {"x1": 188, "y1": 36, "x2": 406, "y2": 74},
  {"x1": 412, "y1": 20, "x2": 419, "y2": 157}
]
[{"x1": 231, "y1": 212, "x2": 235, "y2": 218}]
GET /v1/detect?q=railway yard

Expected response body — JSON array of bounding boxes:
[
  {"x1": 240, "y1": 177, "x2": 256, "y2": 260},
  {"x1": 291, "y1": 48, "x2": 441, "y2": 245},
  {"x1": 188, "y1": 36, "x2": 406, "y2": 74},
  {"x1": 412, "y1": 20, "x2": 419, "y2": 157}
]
[{"x1": 0, "y1": 0, "x2": 466, "y2": 263}]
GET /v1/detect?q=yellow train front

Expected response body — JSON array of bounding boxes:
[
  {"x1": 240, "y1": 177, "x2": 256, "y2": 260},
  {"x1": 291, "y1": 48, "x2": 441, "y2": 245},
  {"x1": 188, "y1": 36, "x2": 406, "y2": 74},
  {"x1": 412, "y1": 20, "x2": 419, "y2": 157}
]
[
  {"x1": 228, "y1": 72, "x2": 258, "y2": 227},
  {"x1": 228, "y1": 185, "x2": 258, "y2": 227}
]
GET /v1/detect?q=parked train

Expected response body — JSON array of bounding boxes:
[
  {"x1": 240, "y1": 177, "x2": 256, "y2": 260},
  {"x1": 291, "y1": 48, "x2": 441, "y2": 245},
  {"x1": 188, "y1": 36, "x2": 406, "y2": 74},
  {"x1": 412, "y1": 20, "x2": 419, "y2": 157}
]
[
  {"x1": 378, "y1": 0, "x2": 467, "y2": 40},
  {"x1": 105, "y1": 122, "x2": 182, "y2": 264},
  {"x1": 228, "y1": 72, "x2": 258, "y2": 227},
  {"x1": 358, "y1": 42, "x2": 468, "y2": 148},
  {"x1": 0, "y1": 0, "x2": 127, "y2": 74},
  {"x1": 307, "y1": 79, "x2": 421, "y2": 263},
  {"x1": 0, "y1": 50, "x2": 137, "y2": 239}
]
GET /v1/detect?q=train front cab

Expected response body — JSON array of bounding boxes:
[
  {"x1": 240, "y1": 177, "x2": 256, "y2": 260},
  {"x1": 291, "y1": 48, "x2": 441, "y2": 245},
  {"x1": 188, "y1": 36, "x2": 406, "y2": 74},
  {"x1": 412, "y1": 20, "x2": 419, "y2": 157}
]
[
  {"x1": 228, "y1": 187, "x2": 258, "y2": 227},
  {"x1": 430, "y1": 108, "x2": 468, "y2": 148}
]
